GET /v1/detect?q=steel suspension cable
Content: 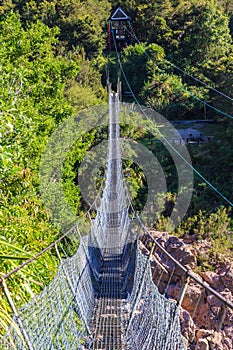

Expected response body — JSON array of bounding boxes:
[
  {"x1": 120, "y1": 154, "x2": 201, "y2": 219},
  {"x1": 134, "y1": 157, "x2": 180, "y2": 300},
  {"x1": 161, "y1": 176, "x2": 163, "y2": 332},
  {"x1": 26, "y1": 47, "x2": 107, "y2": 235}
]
[
  {"x1": 129, "y1": 26, "x2": 233, "y2": 120},
  {"x1": 0, "y1": 194, "x2": 102, "y2": 282},
  {"x1": 111, "y1": 33, "x2": 233, "y2": 208}
]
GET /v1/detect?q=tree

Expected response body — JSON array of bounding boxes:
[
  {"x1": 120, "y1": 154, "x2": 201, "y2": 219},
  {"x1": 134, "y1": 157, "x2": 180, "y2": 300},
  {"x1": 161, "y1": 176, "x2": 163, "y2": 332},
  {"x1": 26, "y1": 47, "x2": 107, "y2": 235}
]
[
  {"x1": 10, "y1": 0, "x2": 111, "y2": 56},
  {"x1": 0, "y1": 0, "x2": 14, "y2": 15},
  {"x1": 0, "y1": 12, "x2": 78, "y2": 250},
  {"x1": 169, "y1": 1, "x2": 232, "y2": 66},
  {"x1": 116, "y1": 42, "x2": 206, "y2": 118}
]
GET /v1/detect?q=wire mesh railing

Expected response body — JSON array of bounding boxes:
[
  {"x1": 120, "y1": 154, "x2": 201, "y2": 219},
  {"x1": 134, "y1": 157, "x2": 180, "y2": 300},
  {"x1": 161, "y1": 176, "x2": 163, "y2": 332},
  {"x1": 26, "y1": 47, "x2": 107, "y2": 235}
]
[
  {"x1": 0, "y1": 223, "x2": 95, "y2": 350},
  {"x1": 124, "y1": 242, "x2": 186, "y2": 350}
]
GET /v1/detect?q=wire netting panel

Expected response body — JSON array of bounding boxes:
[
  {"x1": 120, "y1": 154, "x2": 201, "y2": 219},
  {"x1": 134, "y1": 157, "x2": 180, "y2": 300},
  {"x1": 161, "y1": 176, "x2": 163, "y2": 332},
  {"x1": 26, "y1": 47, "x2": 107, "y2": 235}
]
[
  {"x1": 1, "y1": 242, "x2": 94, "y2": 350},
  {"x1": 125, "y1": 245, "x2": 186, "y2": 350}
]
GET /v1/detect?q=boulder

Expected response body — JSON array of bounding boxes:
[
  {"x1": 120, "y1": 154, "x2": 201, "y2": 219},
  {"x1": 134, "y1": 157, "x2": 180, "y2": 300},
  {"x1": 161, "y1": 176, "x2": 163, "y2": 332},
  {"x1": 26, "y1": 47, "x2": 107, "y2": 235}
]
[
  {"x1": 164, "y1": 236, "x2": 197, "y2": 270},
  {"x1": 223, "y1": 325, "x2": 233, "y2": 338},
  {"x1": 207, "y1": 295, "x2": 222, "y2": 308},
  {"x1": 196, "y1": 329, "x2": 213, "y2": 341},
  {"x1": 180, "y1": 308, "x2": 196, "y2": 342},
  {"x1": 194, "y1": 303, "x2": 212, "y2": 329},
  {"x1": 218, "y1": 261, "x2": 233, "y2": 293},
  {"x1": 220, "y1": 289, "x2": 233, "y2": 304},
  {"x1": 201, "y1": 271, "x2": 222, "y2": 290},
  {"x1": 222, "y1": 335, "x2": 232, "y2": 350},
  {"x1": 182, "y1": 277, "x2": 205, "y2": 315},
  {"x1": 207, "y1": 332, "x2": 223, "y2": 350},
  {"x1": 166, "y1": 281, "x2": 181, "y2": 300},
  {"x1": 195, "y1": 338, "x2": 209, "y2": 350}
]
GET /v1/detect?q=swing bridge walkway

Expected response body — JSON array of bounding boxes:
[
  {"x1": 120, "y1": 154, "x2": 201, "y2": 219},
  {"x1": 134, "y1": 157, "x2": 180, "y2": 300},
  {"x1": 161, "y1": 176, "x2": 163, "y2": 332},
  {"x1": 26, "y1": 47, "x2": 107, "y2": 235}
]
[{"x1": 1, "y1": 90, "x2": 233, "y2": 350}]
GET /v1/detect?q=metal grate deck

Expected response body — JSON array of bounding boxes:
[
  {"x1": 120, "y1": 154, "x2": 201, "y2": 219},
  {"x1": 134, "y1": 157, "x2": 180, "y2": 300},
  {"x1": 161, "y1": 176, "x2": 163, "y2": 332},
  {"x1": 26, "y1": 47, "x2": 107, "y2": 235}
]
[{"x1": 91, "y1": 247, "x2": 126, "y2": 350}]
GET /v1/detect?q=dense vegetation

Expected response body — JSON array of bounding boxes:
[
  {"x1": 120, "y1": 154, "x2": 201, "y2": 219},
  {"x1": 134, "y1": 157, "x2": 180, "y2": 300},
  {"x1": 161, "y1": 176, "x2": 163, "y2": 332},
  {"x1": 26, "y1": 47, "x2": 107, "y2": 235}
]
[{"x1": 0, "y1": 0, "x2": 232, "y2": 332}]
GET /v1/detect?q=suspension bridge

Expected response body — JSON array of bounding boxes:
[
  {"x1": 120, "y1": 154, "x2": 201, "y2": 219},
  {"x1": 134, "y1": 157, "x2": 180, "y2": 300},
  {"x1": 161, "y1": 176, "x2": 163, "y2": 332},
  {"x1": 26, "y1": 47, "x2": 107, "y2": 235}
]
[
  {"x1": 1, "y1": 8, "x2": 233, "y2": 350},
  {"x1": 1, "y1": 82, "x2": 233, "y2": 350}
]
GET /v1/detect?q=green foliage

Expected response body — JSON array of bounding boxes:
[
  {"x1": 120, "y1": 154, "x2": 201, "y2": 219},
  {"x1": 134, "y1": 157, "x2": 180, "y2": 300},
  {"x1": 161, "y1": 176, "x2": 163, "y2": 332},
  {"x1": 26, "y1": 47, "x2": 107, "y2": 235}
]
[
  {"x1": 0, "y1": 11, "x2": 76, "y2": 186},
  {"x1": 0, "y1": 0, "x2": 14, "y2": 15},
  {"x1": 109, "y1": 42, "x2": 208, "y2": 117},
  {"x1": 142, "y1": 73, "x2": 205, "y2": 118},
  {"x1": 65, "y1": 57, "x2": 107, "y2": 110},
  {"x1": 111, "y1": 0, "x2": 233, "y2": 116},
  {"x1": 164, "y1": 1, "x2": 233, "y2": 112},
  {"x1": 0, "y1": 11, "x2": 104, "y2": 325},
  {"x1": 165, "y1": 1, "x2": 231, "y2": 64},
  {"x1": 62, "y1": 133, "x2": 96, "y2": 213},
  {"x1": 155, "y1": 206, "x2": 232, "y2": 270},
  {"x1": 10, "y1": 0, "x2": 111, "y2": 56},
  {"x1": 175, "y1": 207, "x2": 231, "y2": 239},
  {"x1": 120, "y1": 43, "x2": 164, "y2": 96},
  {"x1": 176, "y1": 207, "x2": 232, "y2": 269}
]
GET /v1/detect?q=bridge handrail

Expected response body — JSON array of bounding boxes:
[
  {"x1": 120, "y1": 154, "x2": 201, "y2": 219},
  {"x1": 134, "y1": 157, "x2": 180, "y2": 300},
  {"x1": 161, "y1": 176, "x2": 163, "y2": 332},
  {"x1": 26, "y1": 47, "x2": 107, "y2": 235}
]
[
  {"x1": 0, "y1": 223, "x2": 78, "y2": 283},
  {"x1": 134, "y1": 211, "x2": 233, "y2": 311},
  {"x1": 0, "y1": 188, "x2": 106, "y2": 285}
]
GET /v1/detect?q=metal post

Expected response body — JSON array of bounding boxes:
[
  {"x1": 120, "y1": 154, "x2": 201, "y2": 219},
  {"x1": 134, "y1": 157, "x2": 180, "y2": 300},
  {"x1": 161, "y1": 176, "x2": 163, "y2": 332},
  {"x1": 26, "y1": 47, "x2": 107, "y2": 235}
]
[
  {"x1": 192, "y1": 290, "x2": 203, "y2": 319},
  {"x1": 177, "y1": 275, "x2": 190, "y2": 307},
  {"x1": 2, "y1": 277, "x2": 34, "y2": 350},
  {"x1": 218, "y1": 303, "x2": 227, "y2": 331},
  {"x1": 163, "y1": 266, "x2": 175, "y2": 296}
]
